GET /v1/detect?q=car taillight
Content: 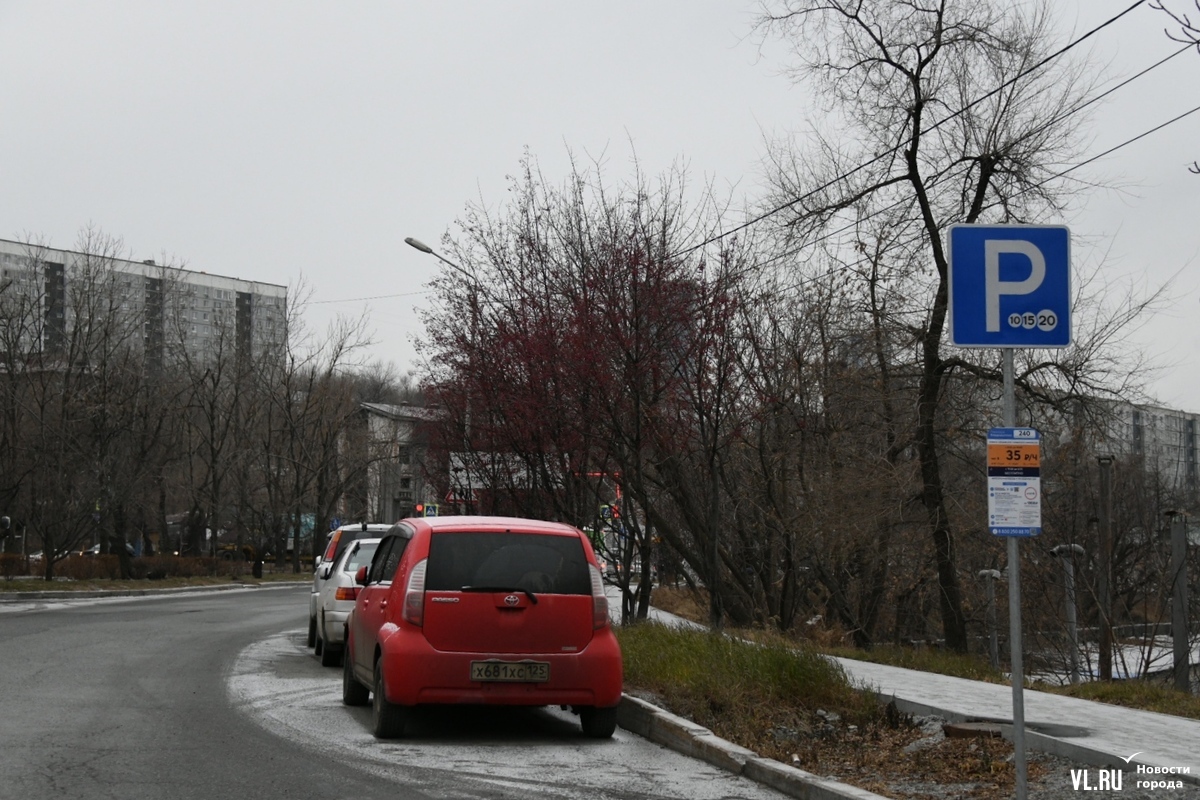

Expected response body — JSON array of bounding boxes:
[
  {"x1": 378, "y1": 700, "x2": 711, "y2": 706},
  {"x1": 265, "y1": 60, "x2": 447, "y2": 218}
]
[
  {"x1": 589, "y1": 563, "x2": 609, "y2": 629},
  {"x1": 403, "y1": 558, "x2": 427, "y2": 627},
  {"x1": 334, "y1": 586, "x2": 358, "y2": 601},
  {"x1": 322, "y1": 531, "x2": 341, "y2": 563}
]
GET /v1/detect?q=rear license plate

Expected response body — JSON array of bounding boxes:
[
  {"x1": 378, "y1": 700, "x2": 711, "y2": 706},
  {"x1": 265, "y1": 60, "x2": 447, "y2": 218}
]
[{"x1": 470, "y1": 660, "x2": 550, "y2": 683}]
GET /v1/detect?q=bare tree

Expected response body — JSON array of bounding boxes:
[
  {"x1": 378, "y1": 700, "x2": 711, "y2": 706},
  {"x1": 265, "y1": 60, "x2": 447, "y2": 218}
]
[
  {"x1": 1151, "y1": 0, "x2": 1200, "y2": 172},
  {"x1": 164, "y1": 266, "x2": 251, "y2": 559},
  {"x1": 0, "y1": 228, "x2": 166, "y2": 577},
  {"x1": 753, "y1": 0, "x2": 1126, "y2": 650},
  {"x1": 252, "y1": 285, "x2": 371, "y2": 570},
  {"x1": 421, "y1": 153, "x2": 772, "y2": 625}
]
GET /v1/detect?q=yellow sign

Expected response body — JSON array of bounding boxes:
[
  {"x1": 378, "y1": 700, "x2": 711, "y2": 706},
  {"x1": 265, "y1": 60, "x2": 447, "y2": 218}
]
[{"x1": 987, "y1": 443, "x2": 1040, "y2": 468}]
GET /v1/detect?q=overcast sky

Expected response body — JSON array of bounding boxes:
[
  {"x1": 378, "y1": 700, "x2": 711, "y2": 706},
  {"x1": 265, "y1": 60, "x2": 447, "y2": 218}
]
[{"x1": 2, "y1": 1, "x2": 1198, "y2": 409}]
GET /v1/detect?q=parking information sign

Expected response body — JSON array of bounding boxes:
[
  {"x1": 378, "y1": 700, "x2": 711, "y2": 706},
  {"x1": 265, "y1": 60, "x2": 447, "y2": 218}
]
[
  {"x1": 948, "y1": 224, "x2": 1070, "y2": 348},
  {"x1": 987, "y1": 428, "x2": 1042, "y2": 536}
]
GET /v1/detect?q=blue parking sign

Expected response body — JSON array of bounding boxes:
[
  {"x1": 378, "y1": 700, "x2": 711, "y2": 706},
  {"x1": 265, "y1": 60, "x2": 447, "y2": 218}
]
[{"x1": 948, "y1": 224, "x2": 1071, "y2": 348}]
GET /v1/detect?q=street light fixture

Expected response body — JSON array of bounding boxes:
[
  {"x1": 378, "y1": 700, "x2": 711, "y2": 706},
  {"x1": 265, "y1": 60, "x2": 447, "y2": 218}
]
[{"x1": 405, "y1": 237, "x2": 475, "y2": 284}]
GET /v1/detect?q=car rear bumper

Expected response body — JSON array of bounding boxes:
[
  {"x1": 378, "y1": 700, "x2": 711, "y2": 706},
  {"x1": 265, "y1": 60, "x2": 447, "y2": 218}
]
[
  {"x1": 380, "y1": 629, "x2": 623, "y2": 708},
  {"x1": 322, "y1": 607, "x2": 352, "y2": 644}
]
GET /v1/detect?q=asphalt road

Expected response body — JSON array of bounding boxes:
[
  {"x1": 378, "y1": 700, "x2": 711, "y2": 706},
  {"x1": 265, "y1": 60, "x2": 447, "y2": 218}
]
[{"x1": 0, "y1": 586, "x2": 788, "y2": 800}]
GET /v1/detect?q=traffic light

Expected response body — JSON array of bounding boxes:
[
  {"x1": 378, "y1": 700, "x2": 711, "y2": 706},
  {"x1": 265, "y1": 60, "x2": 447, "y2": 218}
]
[{"x1": 413, "y1": 503, "x2": 425, "y2": 517}]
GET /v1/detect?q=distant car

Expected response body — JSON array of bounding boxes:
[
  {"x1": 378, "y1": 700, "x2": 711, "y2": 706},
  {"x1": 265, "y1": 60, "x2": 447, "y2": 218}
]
[
  {"x1": 308, "y1": 523, "x2": 392, "y2": 651},
  {"x1": 79, "y1": 543, "x2": 136, "y2": 557},
  {"x1": 342, "y1": 516, "x2": 623, "y2": 739},
  {"x1": 313, "y1": 537, "x2": 380, "y2": 667}
]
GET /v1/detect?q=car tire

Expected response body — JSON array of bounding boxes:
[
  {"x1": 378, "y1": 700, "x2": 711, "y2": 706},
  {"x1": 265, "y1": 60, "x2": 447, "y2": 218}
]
[
  {"x1": 320, "y1": 638, "x2": 341, "y2": 667},
  {"x1": 307, "y1": 616, "x2": 317, "y2": 649},
  {"x1": 342, "y1": 643, "x2": 369, "y2": 707},
  {"x1": 579, "y1": 706, "x2": 618, "y2": 739},
  {"x1": 372, "y1": 659, "x2": 407, "y2": 739}
]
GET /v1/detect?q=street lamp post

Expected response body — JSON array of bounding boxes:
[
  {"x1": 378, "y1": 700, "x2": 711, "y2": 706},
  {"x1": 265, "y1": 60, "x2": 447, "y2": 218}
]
[
  {"x1": 406, "y1": 236, "x2": 479, "y2": 514},
  {"x1": 1051, "y1": 544, "x2": 1085, "y2": 684},
  {"x1": 1164, "y1": 510, "x2": 1191, "y2": 693},
  {"x1": 1096, "y1": 455, "x2": 1115, "y2": 681},
  {"x1": 979, "y1": 568, "x2": 1002, "y2": 671}
]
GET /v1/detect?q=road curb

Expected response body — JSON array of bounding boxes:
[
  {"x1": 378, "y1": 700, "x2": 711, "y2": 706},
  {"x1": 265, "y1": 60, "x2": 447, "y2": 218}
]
[
  {"x1": 0, "y1": 582, "x2": 308, "y2": 602},
  {"x1": 617, "y1": 695, "x2": 891, "y2": 800}
]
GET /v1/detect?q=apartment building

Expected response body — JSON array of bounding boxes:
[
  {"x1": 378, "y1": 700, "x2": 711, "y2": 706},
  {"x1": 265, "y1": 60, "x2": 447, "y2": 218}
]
[
  {"x1": 356, "y1": 402, "x2": 440, "y2": 523},
  {"x1": 0, "y1": 237, "x2": 286, "y2": 367},
  {"x1": 1109, "y1": 402, "x2": 1200, "y2": 497}
]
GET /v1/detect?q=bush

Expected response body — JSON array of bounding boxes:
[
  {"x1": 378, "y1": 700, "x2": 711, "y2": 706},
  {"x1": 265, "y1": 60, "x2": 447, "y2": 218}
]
[
  {"x1": 617, "y1": 622, "x2": 879, "y2": 728},
  {"x1": 53, "y1": 554, "x2": 249, "y2": 581},
  {"x1": 1, "y1": 554, "x2": 28, "y2": 579},
  {"x1": 58, "y1": 555, "x2": 121, "y2": 580}
]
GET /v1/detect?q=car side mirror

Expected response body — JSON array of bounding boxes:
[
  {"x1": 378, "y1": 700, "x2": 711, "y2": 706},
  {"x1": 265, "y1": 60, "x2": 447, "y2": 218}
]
[
  {"x1": 313, "y1": 555, "x2": 323, "y2": 569},
  {"x1": 355, "y1": 565, "x2": 368, "y2": 586},
  {"x1": 319, "y1": 565, "x2": 332, "y2": 580}
]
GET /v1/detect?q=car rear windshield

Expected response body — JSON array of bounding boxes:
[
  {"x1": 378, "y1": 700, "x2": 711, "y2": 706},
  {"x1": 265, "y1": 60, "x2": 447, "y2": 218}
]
[
  {"x1": 426, "y1": 531, "x2": 591, "y2": 595},
  {"x1": 332, "y1": 530, "x2": 377, "y2": 564},
  {"x1": 342, "y1": 542, "x2": 378, "y2": 574}
]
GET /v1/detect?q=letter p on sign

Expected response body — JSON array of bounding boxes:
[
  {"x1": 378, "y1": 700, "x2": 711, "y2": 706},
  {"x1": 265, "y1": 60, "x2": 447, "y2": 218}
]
[
  {"x1": 985, "y1": 240, "x2": 1045, "y2": 332},
  {"x1": 948, "y1": 224, "x2": 1070, "y2": 348}
]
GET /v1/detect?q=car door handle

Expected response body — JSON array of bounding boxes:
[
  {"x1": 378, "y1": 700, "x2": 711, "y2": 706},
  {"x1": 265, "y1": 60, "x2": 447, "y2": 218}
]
[{"x1": 379, "y1": 600, "x2": 388, "y2": 610}]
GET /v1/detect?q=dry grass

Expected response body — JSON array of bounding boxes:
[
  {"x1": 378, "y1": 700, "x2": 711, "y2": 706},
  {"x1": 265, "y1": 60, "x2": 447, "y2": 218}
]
[
  {"x1": 823, "y1": 644, "x2": 1006, "y2": 684},
  {"x1": 617, "y1": 620, "x2": 1049, "y2": 798},
  {"x1": 636, "y1": 585, "x2": 1196, "y2": 796},
  {"x1": 1040, "y1": 678, "x2": 1200, "y2": 721}
]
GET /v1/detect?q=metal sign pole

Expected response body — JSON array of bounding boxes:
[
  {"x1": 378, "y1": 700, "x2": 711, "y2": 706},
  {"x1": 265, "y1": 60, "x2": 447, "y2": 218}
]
[
  {"x1": 948, "y1": 223, "x2": 1068, "y2": 800},
  {"x1": 1002, "y1": 349, "x2": 1028, "y2": 800}
]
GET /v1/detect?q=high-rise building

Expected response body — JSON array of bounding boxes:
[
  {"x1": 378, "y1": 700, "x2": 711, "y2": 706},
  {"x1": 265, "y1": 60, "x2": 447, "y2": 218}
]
[{"x1": 0, "y1": 237, "x2": 287, "y2": 368}]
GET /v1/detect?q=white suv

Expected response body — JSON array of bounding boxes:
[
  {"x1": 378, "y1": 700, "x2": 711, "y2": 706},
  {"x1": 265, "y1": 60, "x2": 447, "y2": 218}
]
[
  {"x1": 313, "y1": 537, "x2": 380, "y2": 666},
  {"x1": 308, "y1": 523, "x2": 391, "y2": 658}
]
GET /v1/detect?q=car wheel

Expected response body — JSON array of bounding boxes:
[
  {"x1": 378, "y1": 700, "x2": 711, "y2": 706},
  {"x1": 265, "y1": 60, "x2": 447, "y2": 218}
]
[
  {"x1": 579, "y1": 706, "x2": 618, "y2": 739},
  {"x1": 306, "y1": 616, "x2": 317, "y2": 648},
  {"x1": 320, "y1": 638, "x2": 342, "y2": 667},
  {"x1": 342, "y1": 642, "x2": 369, "y2": 707},
  {"x1": 314, "y1": 635, "x2": 323, "y2": 656},
  {"x1": 372, "y1": 659, "x2": 407, "y2": 739}
]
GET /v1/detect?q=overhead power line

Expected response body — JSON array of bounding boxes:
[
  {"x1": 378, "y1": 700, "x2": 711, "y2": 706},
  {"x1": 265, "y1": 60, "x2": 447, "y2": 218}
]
[
  {"x1": 757, "y1": 100, "x2": 1200, "y2": 300},
  {"x1": 678, "y1": 0, "x2": 1151, "y2": 256},
  {"x1": 752, "y1": 40, "x2": 1194, "y2": 274},
  {"x1": 310, "y1": 289, "x2": 431, "y2": 305}
]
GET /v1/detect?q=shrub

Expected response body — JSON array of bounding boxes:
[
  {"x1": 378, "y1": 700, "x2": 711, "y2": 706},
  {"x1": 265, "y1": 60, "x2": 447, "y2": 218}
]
[
  {"x1": 617, "y1": 622, "x2": 879, "y2": 728},
  {"x1": 1, "y1": 554, "x2": 27, "y2": 579}
]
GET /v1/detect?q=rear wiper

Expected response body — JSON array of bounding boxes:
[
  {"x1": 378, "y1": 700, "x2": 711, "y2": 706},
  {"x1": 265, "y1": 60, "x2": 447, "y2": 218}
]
[{"x1": 460, "y1": 585, "x2": 538, "y2": 604}]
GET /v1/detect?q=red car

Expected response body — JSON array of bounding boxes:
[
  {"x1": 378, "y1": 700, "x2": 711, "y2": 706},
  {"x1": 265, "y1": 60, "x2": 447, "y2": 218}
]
[{"x1": 342, "y1": 516, "x2": 623, "y2": 739}]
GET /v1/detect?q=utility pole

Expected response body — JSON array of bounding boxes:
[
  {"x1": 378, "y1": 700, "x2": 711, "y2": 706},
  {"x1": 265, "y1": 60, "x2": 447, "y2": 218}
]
[
  {"x1": 1051, "y1": 544, "x2": 1085, "y2": 684},
  {"x1": 1167, "y1": 511, "x2": 1190, "y2": 693},
  {"x1": 979, "y1": 569, "x2": 1002, "y2": 671},
  {"x1": 1096, "y1": 455, "x2": 1115, "y2": 681}
]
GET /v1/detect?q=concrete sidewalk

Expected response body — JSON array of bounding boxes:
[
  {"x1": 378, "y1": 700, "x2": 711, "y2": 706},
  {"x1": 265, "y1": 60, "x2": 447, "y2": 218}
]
[
  {"x1": 836, "y1": 656, "x2": 1200, "y2": 786},
  {"x1": 639, "y1": 599, "x2": 1198, "y2": 790}
]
